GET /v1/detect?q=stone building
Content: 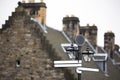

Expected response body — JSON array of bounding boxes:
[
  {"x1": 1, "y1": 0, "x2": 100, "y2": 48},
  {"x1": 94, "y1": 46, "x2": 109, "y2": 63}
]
[
  {"x1": 0, "y1": 1, "x2": 67, "y2": 80},
  {"x1": 0, "y1": 0, "x2": 120, "y2": 80}
]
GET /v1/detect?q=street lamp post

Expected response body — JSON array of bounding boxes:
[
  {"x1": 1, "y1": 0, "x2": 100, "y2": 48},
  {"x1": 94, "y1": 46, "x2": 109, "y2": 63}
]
[
  {"x1": 54, "y1": 35, "x2": 99, "y2": 80},
  {"x1": 75, "y1": 35, "x2": 85, "y2": 80}
]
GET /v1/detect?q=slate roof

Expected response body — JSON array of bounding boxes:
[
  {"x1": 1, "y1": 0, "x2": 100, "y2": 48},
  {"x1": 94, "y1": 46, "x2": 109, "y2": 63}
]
[
  {"x1": 42, "y1": 26, "x2": 120, "y2": 80},
  {"x1": 44, "y1": 27, "x2": 69, "y2": 60}
]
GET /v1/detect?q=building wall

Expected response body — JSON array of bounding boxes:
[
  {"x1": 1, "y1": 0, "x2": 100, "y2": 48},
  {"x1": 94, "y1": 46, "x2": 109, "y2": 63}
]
[{"x1": 0, "y1": 5, "x2": 66, "y2": 80}]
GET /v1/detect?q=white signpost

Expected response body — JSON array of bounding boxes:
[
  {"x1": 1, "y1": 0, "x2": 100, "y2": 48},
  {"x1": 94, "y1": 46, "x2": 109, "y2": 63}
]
[
  {"x1": 54, "y1": 60, "x2": 99, "y2": 72},
  {"x1": 76, "y1": 67, "x2": 99, "y2": 74},
  {"x1": 54, "y1": 60, "x2": 82, "y2": 67}
]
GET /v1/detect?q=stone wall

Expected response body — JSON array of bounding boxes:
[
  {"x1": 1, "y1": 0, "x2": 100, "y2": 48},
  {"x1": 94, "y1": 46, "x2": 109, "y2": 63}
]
[{"x1": 0, "y1": 5, "x2": 75, "y2": 80}]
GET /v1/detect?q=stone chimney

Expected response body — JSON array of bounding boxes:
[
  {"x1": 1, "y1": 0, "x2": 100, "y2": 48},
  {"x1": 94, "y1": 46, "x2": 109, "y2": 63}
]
[
  {"x1": 62, "y1": 15, "x2": 80, "y2": 41},
  {"x1": 104, "y1": 30, "x2": 115, "y2": 59}
]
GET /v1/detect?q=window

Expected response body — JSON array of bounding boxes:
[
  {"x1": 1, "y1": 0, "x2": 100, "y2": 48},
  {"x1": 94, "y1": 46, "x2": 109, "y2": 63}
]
[{"x1": 16, "y1": 60, "x2": 20, "y2": 67}]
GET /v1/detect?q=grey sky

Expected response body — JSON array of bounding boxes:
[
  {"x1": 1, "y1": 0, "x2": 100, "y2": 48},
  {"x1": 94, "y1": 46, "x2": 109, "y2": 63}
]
[{"x1": 0, "y1": 0, "x2": 120, "y2": 47}]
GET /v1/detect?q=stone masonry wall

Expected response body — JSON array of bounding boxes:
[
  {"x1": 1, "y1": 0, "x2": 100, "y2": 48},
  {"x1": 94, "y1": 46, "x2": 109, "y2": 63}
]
[{"x1": 0, "y1": 6, "x2": 68, "y2": 80}]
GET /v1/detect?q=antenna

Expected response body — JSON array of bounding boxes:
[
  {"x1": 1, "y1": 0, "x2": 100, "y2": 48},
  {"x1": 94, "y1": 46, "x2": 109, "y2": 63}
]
[{"x1": 75, "y1": 35, "x2": 85, "y2": 46}]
